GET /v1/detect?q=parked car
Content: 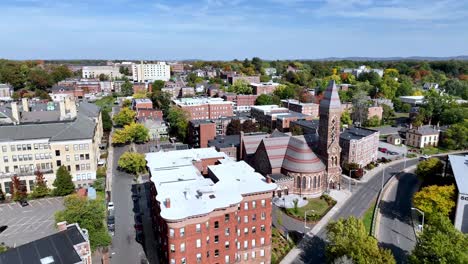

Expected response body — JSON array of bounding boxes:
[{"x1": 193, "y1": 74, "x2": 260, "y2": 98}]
[
  {"x1": 378, "y1": 147, "x2": 388, "y2": 153},
  {"x1": 388, "y1": 151, "x2": 398, "y2": 155},
  {"x1": 419, "y1": 155, "x2": 431, "y2": 161},
  {"x1": 107, "y1": 202, "x2": 114, "y2": 212},
  {"x1": 19, "y1": 200, "x2": 29, "y2": 207}
]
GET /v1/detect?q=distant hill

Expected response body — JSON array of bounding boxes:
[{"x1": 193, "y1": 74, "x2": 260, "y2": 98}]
[{"x1": 311, "y1": 56, "x2": 468, "y2": 61}]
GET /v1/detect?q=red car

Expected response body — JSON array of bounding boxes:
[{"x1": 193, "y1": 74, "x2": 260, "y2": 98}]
[{"x1": 378, "y1": 147, "x2": 388, "y2": 153}]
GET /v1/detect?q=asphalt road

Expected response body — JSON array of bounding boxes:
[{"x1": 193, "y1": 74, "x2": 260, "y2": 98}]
[
  {"x1": 110, "y1": 144, "x2": 145, "y2": 264},
  {"x1": 377, "y1": 172, "x2": 418, "y2": 263},
  {"x1": 289, "y1": 158, "x2": 419, "y2": 264}
]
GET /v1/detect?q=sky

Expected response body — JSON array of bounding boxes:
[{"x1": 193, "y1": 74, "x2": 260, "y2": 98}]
[{"x1": 1, "y1": 0, "x2": 467, "y2": 60}]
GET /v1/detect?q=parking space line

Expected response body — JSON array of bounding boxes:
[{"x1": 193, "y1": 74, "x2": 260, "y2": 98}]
[{"x1": 46, "y1": 199, "x2": 53, "y2": 205}]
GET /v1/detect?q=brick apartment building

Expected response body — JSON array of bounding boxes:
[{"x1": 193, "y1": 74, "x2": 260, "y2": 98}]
[
  {"x1": 339, "y1": 127, "x2": 380, "y2": 168},
  {"x1": 133, "y1": 82, "x2": 152, "y2": 94},
  {"x1": 222, "y1": 94, "x2": 258, "y2": 112},
  {"x1": 146, "y1": 148, "x2": 276, "y2": 264},
  {"x1": 173, "y1": 98, "x2": 234, "y2": 121},
  {"x1": 281, "y1": 99, "x2": 319, "y2": 119},
  {"x1": 250, "y1": 82, "x2": 280, "y2": 95},
  {"x1": 136, "y1": 109, "x2": 163, "y2": 121},
  {"x1": 132, "y1": 98, "x2": 153, "y2": 110},
  {"x1": 275, "y1": 112, "x2": 314, "y2": 132},
  {"x1": 188, "y1": 120, "x2": 217, "y2": 148},
  {"x1": 250, "y1": 105, "x2": 289, "y2": 129}
]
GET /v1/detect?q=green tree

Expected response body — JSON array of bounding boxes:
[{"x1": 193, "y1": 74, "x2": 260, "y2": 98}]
[
  {"x1": 413, "y1": 185, "x2": 456, "y2": 218},
  {"x1": 27, "y1": 67, "x2": 52, "y2": 89},
  {"x1": 112, "y1": 107, "x2": 136, "y2": 127},
  {"x1": 231, "y1": 79, "x2": 252, "y2": 94},
  {"x1": 31, "y1": 170, "x2": 50, "y2": 198},
  {"x1": 364, "y1": 116, "x2": 381, "y2": 127},
  {"x1": 381, "y1": 104, "x2": 396, "y2": 125},
  {"x1": 396, "y1": 75, "x2": 414, "y2": 97},
  {"x1": 167, "y1": 106, "x2": 189, "y2": 141},
  {"x1": 441, "y1": 121, "x2": 468, "y2": 150},
  {"x1": 118, "y1": 152, "x2": 147, "y2": 174},
  {"x1": 273, "y1": 84, "x2": 296, "y2": 99},
  {"x1": 101, "y1": 110, "x2": 112, "y2": 132},
  {"x1": 151, "y1": 91, "x2": 172, "y2": 117},
  {"x1": 290, "y1": 125, "x2": 303, "y2": 136},
  {"x1": 242, "y1": 120, "x2": 259, "y2": 133},
  {"x1": 151, "y1": 80, "x2": 165, "y2": 91},
  {"x1": 112, "y1": 122, "x2": 149, "y2": 144},
  {"x1": 55, "y1": 195, "x2": 111, "y2": 251},
  {"x1": 52, "y1": 166, "x2": 75, "y2": 196},
  {"x1": 416, "y1": 158, "x2": 444, "y2": 180},
  {"x1": 443, "y1": 79, "x2": 468, "y2": 99},
  {"x1": 409, "y1": 214, "x2": 468, "y2": 264},
  {"x1": 357, "y1": 72, "x2": 381, "y2": 87},
  {"x1": 122, "y1": 99, "x2": 132, "y2": 108},
  {"x1": 226, "y1": 119, "x2": 242, "y2": 135},
  {"x1": 120, "y1": 79, "x2": 133, "y2": 96},
  {"x1": 440, "y1": 107, "x2": 467, "y2": 125},
  {"x1": 50, "y1": 65, "x2": 72, "y2": 83},
  {"x1": 326, "y1": 217, "x2": 396, "y2": 264},
  {"x1": 341, "y1": 110, "x2": 352, "y2": 127},
  {"x1": 98, "y1": 73, "x2": 109, "y2": 81},
  {"x1": 379, "y1": 76, "x2": 399, "y2": 100},
  {"x1": 421, "y1": 89, "x2": 455, "y2": 125},
  {"x1": 255, "y1": 94, "x2": 280, "y2": 105},
  {"x1": 92, "y1": 178, "x2": 105, "y2": 192},
  {"x1": 0, "y1": 243, "x2": 9, "y2": 253}
]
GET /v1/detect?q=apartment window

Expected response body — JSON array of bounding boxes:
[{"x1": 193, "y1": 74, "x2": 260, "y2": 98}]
[
  {"x1": 244, "y1": 216, "x2": 248, "y2": 223},
  {"x1": 180, "y1": 243, "x2": 185, "y2": 252},
  {"x1": 169, "y1": 229, "x2": 174, "y2": 237},
  {"x1": 170, "y1": 259, "x2": 175, "y2": 264},
  {"x1": 206, "y1": 221, "x2": 209, "y2": 229},
  {"x1": 56, "y1": 160, "x2": 61, "y2": 167},
  {"x1": 3, "y1": 156, "x2": 8, "y2": 162},
  {"x1": 225, "y1": 255, "x2": 230, "y2": 264},
  {"x1": 252, "y1": 214, "x2": 257, "y2": 221},
  {"x1": 55, "y1": 150, "x2": 60, "y2": 156},
  {"x1": 196, "y1": 253, "x2": 202, "y2": 263},
  {"x1": 244, "y1": 202, "x2": 248, "y2": 210},
  {"x1": 75, "y1": 154, "x2": 79, "y2": 161},
  {"x1": 79, "y1": 144, "x2": 84, "y2": 150},
  {"x1": 5, "y1": 166, "x2": 9, "y2": 173},
  {"x1": 66, "y1": 155, "x2": 70, "y2": 162},
  {"x1": 65, "y1": 145, "x2": 69, "y2": 151},
  {"x1": 27, "y1": 144, "x2": 31, "y2": 150},
  {"x1": 18, "y1": 155, "x2": 23, "y2": 162},
  {"x1": 77, "y1": 175, "x2": 81, "y2": 181},
  {"x1": 214, "y1": 235, "x2": 219, "y2": 243},
  {"x1": 80, "y1": 164, "x2": 86, "y2": 170},
  {"x1": 244, "y1": 240, "x2": 248, "y2": 249},
  {"x1": 252, "y1": 227, "x2": 256, "y2": 234},
  {"x1": 10, "y1": 145, "x2": 15, "y2": 151},
  {"x1": 67, "y1": 165, "x2": 71, "y2": 171},
  {"x1": 73, "y1": 144, "x2": 78, "y2": 151},
  {"x1": 214, "y1": 221, "x2": 219, "y2": 229},
  {"x1": 251, "y1": 251, "x2": 256, "y2": 259},
  {"x1": 260, "y1": 237, "x2": 265, "y2": 245},
  {"x1": 206, "y1": 236, "x2": 210, "y2": 244},
  {"x1": 261, "y1": 199, "x2": 266, "y2": 207},
  {"x1": 244, "y1": 227, "x2": 248, "y2": 235},
  {"x1": 224, "y1": 214, "x2": 230, "y2": 222},
  {"x1": 1, "y1": 146, "x2": 6, "y2": 152},
  {"x1": 252, "y1": 239, "x2": 256, "y2": 248},
  {"x1": 261, "y1": 225, "x2": 266, "y2": 232},
  {"x1": 260, "y1": 249, "x2": 265, "y2": 257},
  {"x1": 12, "y1": 155, "x2": 17, "y2": 162},
  {"x1": 244, "y1": 253, "x2": 248, "y2": 261},
  {"x1": 196, "y1": 224, "x2": 201, "y2": 233},
  {"x1": 261, "y1": 212, "x2": 266, "y2": 220},
  {"x1": 180, "y1": 228, "x2": 185, "y2": 237},
  {"x1": 85, "y1": 154, "x2": 90, "y2": 160},
  {"x1": 196, "y1": 239, "x2": 201, "y2": 248},
  {"x1": 225, "y1": 228, "x2": 230, "y2": 236},
  {"x1": 85, "y1": 144, "x2": 89, "y2": 150},
  {"x1": 214, "y1": 250, "x2": 219, "y2": 257},
  {"x1": 225, "y1": 241, "x2": 230, "y2": 249},
  {"x1": 252, "y1": 201, "x2": 256, "y2": 208},
  {"x1": 86, "y1": 164, "x2": 91, "y2": 170},
  {"x1": 170, "y1": 244, "x2": 175, "y2": 253}
]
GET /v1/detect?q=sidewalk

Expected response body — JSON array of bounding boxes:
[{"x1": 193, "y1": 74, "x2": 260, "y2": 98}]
[{"x1": 280, "y1": 189, "x2": 351, "y2": 264}]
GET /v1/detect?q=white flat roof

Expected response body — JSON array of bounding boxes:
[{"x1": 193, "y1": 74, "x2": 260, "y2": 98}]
[
  {"x1": 146, "y1": 148, "x2": 276, "y2": 221},
  {"x1": 449, "y1": 155, "x2": 468, "y2": 194},
  {"x1": 173, "y1": 97, "x2": 233, "y2": 106}
]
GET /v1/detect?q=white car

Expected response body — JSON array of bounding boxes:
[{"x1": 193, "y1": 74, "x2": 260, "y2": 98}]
[{"x1": 108, "y1": 202, "x2": 114, "y2": 212}]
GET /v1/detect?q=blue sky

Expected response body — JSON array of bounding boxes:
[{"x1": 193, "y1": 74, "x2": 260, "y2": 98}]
[{"x1": 1, "y1": 0, "x2": 467, "y2": 60}]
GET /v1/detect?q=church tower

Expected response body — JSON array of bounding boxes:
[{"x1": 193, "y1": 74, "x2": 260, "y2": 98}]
[{"x1": 318, "y1": 80, "x2": 342, "y2": 189}]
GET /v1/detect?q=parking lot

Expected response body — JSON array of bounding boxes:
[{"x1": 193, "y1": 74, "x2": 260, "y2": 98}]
[
  {"x1": 378, "y1": 140, "x2": 408, "y2": 160},
  {"x1": 0, "y1": 197, "x2": 64, "y2": 247}
]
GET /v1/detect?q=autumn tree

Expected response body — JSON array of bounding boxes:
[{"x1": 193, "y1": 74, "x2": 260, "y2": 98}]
[
  {"x1": 112, "y1": 107, "x2": 136, "y2": 127},
  {"x1": 11, "y1": 175, "x2": 27, "y2": 201},
  {"x1": 0, "y1": 186, "x2": 5, "y2": 201},
  {"x1": 416, "y1": 158, "x2": 444, "y2": 180},
  {"x1": 413, "y1": 184, "x2": 456, "y2": 218},
  {"x1": 409, "y1": 214, "x2": 468, "y2": 264},
  {"x1": 326, "y1": 217, "x2": 395, "y2": 264},
  {"x1": 52, "y1": 166, "x2": 75, "y2": 196},
  {"x1": 31, "y1": 170, "x2": 50, "y2": 198},
  {"x1": 112, "y1": 122, "x2": 149, "y2": 144},
  {"x1": 118, "y1": 152, "x2": 147, "y2": 175},
  {"x1": 242, "y1": 120, "x2": 259, "y2": 133},
  {"x1": 226, "y1": 119, "x2": 242, "y2": 135}
]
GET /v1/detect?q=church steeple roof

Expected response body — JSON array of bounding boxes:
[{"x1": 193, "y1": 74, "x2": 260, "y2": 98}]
[{"x1": 320, "y1": 80, "x2": 341, "y2": 110}]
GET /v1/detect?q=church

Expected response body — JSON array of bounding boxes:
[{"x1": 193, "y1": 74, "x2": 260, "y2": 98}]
[{"x1": 240, "y1": 80, "x2": 342, "y2": 197}]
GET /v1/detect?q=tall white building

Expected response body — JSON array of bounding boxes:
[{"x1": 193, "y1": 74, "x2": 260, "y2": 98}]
[
  {"x1": 82, "y1": 66, "x2": 123, "y2": 79},
  {"x1": 132, "y1": 62, "x2": 171, "y2": 82}
]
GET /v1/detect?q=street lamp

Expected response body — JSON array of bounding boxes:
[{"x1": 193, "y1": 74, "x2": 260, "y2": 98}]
[
  {"x1": 411, "y1": 207, "x2": 425, "y2": 232},
  {"x1": 304, "y1": 209, "x2": 315, "y2": 232},
  {"x1": 349, "y1": 169, "x2": 357, "y2": 192},
  {"x1": 382, "y1": 166, "x2": 393, "y2": 191}
]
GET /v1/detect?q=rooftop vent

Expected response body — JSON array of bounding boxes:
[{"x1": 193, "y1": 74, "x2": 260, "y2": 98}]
[{"x1": 40, "y1": 256, "x2": 54, "y2": 264}]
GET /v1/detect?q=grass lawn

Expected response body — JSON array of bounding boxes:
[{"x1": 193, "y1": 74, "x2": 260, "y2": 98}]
[
  {"x1": 285, "y1": 196, "x2": 335, "y2": 222},
  {"x1": 362, "y1": 199, "x2": 377, "y2": 235},
  {"x1": 394, "y1": 112, "x2": 410, "y2": 118},
  {"x1": 271, "y1": 227, "x2": 294, "y2": 264}
]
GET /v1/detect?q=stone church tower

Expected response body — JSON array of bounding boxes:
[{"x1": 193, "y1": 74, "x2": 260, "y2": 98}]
[{"x1": 318, "y1": 80, "x2": 342, "y2": 189}]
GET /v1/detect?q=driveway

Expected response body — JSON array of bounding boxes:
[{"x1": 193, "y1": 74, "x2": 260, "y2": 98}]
[
  {"x1": 0, "y1": 197, "x2": 64, "y2": 247},
  {"x1": 378, "y1": 141, "x2": 408, "y2": 160}
]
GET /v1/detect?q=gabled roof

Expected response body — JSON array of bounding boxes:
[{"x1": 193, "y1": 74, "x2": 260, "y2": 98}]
[
  {"x1": 261, "y1": 136, "x2": 291, "y2": 169},
  {"x1": 320, "y1": 80, "x2": 341, "y2": 110},
  {"x1": 282, "y1": 137, "x2": 325, "y2": 173}
]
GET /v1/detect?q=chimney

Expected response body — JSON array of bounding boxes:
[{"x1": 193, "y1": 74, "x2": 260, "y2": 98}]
[
  {"x1": 11, "y1": 102, "x2": 20, "y2": 123},
  {"x1": 22, "y1": 98, "x2": 29, "y2": 112},
  {"x1": 165, "y1": 198, "x2": 171, "y2": 208},
  {"x1": 59, "y1": 101, "x2": 66, "y2": 120},
  {"x1": 57, "y1": 221, "x2": 68, "y2": 231}
]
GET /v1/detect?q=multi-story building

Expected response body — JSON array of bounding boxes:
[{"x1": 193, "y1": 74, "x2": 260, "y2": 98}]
[
  {"x1": 136, "y1": 109, "x2": 163, "y2": 121},
  {"x1": 0, "y1": 84, "x2": 13, "y2": 99},
  {"x1": 173, "y1": 98, "x2": 234, "y2": 121},
  {"x1": 250, "y1": 82, "x2": 280, "y2": 95},
  {"x1": 132, "y1": 62, "x2": 171, "y2": 82},
  {"x1": 339, "y1": 127, "x2": 380, "y2": 168},
  {"x1": 367, "y1": 106, "x2": 383, "y2": 121},
  {"x1": 275, "y1": 112, "x2": 314, "y2": 132},
  {"x1": 0, "y1": 221, "x2": 92, "y2": 263},
  {"x1": 188, "y1": 120, "x2": 217, "y2": 148},
  {"x1": 250, "y1": 105, "x2": 289, "y2": 129},
  {"x1": 447, "y1": 155, "x2": 468, "y2": 233},
  {"x1": 281, "y1": 99, "x2": 319, "y2": 118},
  {"x1": 222, "y1": 94, "x2": 258, "y2": 112},
  {"x1": 132, "y1": 98, "x2": 153, "y2": 110},
  {"x1": 341, "y1": 65, "x2": 384, "y2": 77},
  {"x1": 82, "y1": 66, "x2": 123, "y2": 80},
  {"x1": 169, "y1": 63, "x2": 185, "y2": 73},
  {"x1": 0, "y1": 99, "x2": 103, "y2": 193},
  {"x1": 133, "y1": 82, "x2": 152, "y2": 94},
  {"x1": 208, "y1": 135, "x2": 241, "y2": 160},
  {"x1": 146, "y1": 148, "x2": 276, "y2": 264},
  {"x1": 406, "y1": 126, "x2": 439, "y2": 148}
]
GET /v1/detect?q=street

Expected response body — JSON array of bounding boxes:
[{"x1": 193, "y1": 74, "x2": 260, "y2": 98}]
[
  {"x1": 110, "y1": 144, "x2": 145, "y2": 264},
  {"x1": 288, "y1": 158, "x2": 419, "y2": 264},
  {"x1": 377, "y1": 172, "x2": 418, "y2": 263}
]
